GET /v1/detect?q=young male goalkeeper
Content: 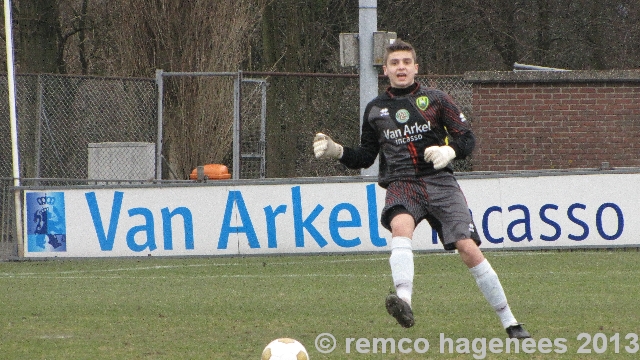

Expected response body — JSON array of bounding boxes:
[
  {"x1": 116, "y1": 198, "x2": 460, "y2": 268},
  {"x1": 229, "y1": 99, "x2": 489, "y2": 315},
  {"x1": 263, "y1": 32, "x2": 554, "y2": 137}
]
[{"x1": 312, "y1": 39, "x2": 530, "y2": 339}]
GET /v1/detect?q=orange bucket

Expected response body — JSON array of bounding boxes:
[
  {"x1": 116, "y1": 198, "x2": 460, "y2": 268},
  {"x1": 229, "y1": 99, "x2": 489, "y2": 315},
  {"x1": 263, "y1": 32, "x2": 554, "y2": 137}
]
[{"x1": 189, "y1": 164, "x2": 231, "y2": 180}]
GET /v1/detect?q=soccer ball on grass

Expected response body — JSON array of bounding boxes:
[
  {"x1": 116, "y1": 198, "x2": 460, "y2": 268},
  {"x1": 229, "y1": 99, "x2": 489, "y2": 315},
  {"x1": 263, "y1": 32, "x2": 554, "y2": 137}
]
[{"x1": 261, "y1": 338, "x2": 309, "y2": 360}]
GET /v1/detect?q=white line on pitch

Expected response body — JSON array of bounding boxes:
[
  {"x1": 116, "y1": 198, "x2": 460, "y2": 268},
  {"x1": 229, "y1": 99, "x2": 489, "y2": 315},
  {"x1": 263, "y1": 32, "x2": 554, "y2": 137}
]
[{"x1": 0, "y1": 251, "x2": 576, "y2": 278}]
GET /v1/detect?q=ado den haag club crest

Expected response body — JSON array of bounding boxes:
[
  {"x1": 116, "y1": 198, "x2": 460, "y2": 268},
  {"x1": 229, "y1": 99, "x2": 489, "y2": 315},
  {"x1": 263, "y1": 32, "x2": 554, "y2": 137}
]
[{"x1": 26, "y1": 192, "x2": 67, "y2": 252}]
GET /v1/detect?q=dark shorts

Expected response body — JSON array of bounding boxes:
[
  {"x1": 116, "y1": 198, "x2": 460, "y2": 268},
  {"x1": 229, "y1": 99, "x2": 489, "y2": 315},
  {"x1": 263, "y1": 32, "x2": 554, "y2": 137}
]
[{"x1": 381, "y1": 172, "x2": 481, "y2": 251}]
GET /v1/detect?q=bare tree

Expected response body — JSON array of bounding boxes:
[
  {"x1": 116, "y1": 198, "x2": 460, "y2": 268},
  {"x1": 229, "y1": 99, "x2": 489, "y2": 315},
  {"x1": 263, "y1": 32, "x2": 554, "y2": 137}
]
[
  {"x1": 107, "y1": 0, "x2": 269, "y2": 178},
  {"x1": 255, "y1": 0, "x2": 358, "y2": 177},
  {"x1": 14, "y1": 0, "x2": 60, "y2": 73},
  {"x1": 470, "y1": 0, "x2": 522, "y2": 69},
  {"x1": 534, "y1": 0, "x2": 553, "y2": 64}
]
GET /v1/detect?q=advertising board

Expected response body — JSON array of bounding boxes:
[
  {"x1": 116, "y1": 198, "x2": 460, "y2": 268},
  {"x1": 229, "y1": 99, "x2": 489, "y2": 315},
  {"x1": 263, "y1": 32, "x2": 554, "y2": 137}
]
[{"x1": 23, "y1": 172, "x2": 638, "y2": 257}]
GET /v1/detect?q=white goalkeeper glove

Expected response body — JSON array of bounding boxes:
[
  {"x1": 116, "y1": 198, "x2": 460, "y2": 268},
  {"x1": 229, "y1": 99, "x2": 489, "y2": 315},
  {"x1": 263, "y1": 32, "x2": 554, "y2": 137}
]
[
  {"x1": 313, "y1": 133, "x2": 344, "y2": 160},
  {"x1": 424, "y1": 145, "x2": 456, "y2": 170}
]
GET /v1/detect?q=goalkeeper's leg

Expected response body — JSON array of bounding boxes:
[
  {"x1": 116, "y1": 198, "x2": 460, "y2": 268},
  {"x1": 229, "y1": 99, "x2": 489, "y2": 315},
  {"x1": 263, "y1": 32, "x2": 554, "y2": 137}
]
[
  {"x1": 386, "y1": 213, "x2": 416, "y2": 328},
  {"x1": 457, "y1": 239, "x2": 530, "y2": 338}
]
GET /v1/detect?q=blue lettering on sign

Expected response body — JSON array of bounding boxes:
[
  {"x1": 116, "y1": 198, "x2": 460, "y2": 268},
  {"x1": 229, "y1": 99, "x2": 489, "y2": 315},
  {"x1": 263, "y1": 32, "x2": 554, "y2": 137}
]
[
  {"x1": 218, "y1": 191, "x2": 260, "y2": 249},
  {"x1": 82, "y1": 188, "x2": 626, "y2": 253},
  {"x1": 507, "y1": 204, "x2": 533, "y2": 242},
  {"x1": 85, "y1": 191, "x2": 123, "y2": 251},
  {"x1": 482, "y1": 206, "x2": 503, "y2": 244},
  {"x1": 539, "y1": 204, "x2": 561, "y2": 241},
  {"x1": 329, "y1": 203, "x2": 361, "y2": 248},
  {"x1": 567, "y1": 203, "x2": 589, "y2": 241},
  {"x1": 126, "y1": 207, "x2": 157, "y2": 252},
  {"x1": 366, "y1": 184, "x2": 387, "y2": 247},
  {"x1": 215, "y1": 185, "x2": 387, "y2": 250},
  {"x1": 85, "y1": 191, "x2": 195, "y2": 252},
  {"x1": 162, "y1": 207, "x2": 194, "y2": 250},
  {"x1": 596, "y1": 203, "x2": 624, "y2": 240},
  {"x1": 292, "y1": 186, "x2": 328, "y2": 248},
  {"x1": 264, "y1": 204, "x2": 287, "y2": 248},
  {"x1": 480, "y1": 202, "x2": 624, "y2": 243}
]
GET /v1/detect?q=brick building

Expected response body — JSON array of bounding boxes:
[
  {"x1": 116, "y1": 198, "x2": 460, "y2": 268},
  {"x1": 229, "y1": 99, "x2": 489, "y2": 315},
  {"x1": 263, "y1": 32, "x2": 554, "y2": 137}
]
[{"x1": 465, "y1": 70, "x2": 640, "y2": 171}]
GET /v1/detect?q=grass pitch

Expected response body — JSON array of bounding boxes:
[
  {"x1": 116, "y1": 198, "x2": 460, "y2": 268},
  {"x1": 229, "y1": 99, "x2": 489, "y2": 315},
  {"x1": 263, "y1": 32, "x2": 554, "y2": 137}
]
[{"x1": 0, "y1": 250, "x2": 639, "y2": 359}]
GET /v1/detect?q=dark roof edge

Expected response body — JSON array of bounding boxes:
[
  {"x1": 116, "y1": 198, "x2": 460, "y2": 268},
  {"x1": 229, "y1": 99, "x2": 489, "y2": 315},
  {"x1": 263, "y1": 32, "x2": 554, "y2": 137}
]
[{"x1": 464, "y1": 70, "x2": 640, "y2": 84}]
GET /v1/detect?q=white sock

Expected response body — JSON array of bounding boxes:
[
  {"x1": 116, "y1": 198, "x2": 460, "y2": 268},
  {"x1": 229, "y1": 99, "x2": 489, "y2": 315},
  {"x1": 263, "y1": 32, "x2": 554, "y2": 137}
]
[
  {"x1": 389, "y1": 236, "x2": 414, "y2": 306},
  {"x1": 469, "y1": 259, "x2": 518, "y2": 328}
]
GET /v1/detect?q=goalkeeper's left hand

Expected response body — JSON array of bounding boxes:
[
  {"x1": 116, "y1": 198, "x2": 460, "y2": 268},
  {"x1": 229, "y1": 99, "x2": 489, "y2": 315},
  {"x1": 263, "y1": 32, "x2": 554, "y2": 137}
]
[{"x1": 424, "y1": 145, "x2": 456, "y2": 170}]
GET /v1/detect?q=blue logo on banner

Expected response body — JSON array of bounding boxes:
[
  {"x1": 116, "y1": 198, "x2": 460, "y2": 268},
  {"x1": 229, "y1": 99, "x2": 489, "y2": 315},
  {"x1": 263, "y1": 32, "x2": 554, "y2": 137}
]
[{"x1": 26, "y1": 192, "x2": 67, "y2": 252}]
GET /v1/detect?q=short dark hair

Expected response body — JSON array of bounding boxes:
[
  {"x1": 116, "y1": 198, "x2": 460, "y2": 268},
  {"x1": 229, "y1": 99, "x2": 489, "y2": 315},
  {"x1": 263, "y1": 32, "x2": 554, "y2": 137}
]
[{"x1": 384, "y1": 38, "x2": 417, "y2": 65}]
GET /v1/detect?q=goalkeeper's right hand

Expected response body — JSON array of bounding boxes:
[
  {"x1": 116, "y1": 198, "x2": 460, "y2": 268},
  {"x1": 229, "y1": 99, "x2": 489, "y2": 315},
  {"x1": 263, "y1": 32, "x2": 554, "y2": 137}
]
[{"x1": 313, "y1": 133, "x2": 344, "y2": 159}]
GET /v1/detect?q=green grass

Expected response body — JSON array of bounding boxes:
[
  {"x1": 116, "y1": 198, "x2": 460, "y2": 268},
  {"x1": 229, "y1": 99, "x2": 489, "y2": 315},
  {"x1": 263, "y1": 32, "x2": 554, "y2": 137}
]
[{"x1": 0, "y1": 250, "x2": 639, "y2": 359}]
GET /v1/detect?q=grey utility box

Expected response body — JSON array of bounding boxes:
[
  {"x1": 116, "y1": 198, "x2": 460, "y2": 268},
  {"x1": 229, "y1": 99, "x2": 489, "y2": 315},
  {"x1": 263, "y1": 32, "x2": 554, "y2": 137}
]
[
  {"x1": 372, "y1": 31, "x2": 397, "y2": 65},
  {"x1": 88, "y1": 142, "x2": 155, "y2": 181},
  {"x1": 339, "y1": 31, "x2": 397, "y2": 67}
]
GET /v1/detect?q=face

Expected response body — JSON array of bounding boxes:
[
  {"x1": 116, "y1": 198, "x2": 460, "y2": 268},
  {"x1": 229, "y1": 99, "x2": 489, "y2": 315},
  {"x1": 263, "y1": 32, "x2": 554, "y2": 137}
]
[{"x1": 383, "y1": 50, "x2": 419, "y2": 88}]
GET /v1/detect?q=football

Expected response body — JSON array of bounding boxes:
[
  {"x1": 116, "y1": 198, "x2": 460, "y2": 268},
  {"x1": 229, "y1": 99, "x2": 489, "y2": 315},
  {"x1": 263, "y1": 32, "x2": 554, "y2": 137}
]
[{"x1": 261, "y1": 338, "x2": 309, "y2": 360}]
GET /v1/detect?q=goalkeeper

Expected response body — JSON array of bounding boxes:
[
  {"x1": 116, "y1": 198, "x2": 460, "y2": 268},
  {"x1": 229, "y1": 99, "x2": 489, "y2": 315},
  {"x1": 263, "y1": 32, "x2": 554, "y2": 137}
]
[{"x1": 313, "y1": 39, "x2": 529, "y2": 339}]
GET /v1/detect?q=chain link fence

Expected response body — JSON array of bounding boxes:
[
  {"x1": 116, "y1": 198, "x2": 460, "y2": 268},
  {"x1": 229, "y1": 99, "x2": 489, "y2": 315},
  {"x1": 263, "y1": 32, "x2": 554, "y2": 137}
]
[
  {"x1": 0, "y1": 74, "x2": 157, "y2": 180},
  {"x1": 0, "y1": 74, "x2": 157, "y2": 259},
  {"x1": 239, "y1": 78, "x2": 267, "y2": 179},
  {"x1": 0, "y1": 178, "x2": 16, "y2": 258},
  {"x1": 0, "y1": 72, "x2": 469, "y2": 259}
]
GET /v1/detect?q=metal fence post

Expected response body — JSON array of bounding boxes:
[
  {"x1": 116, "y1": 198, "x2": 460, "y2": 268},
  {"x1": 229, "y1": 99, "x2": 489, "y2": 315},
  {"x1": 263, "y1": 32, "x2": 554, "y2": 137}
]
[
  {"x1": 155, "y1": 69, "x2": 164, "y2": 180},
  {"x1": 260, "y1": 80, "x2": 267, "y2": 178},
  {"x1": 35, "y1": 75, "x2": 43, "y2": 180},
  {"x1": 359, "y1": 0, "x2": 379, "y2": 177},
  {"x1": 233, "y1": 71, "x2": 242, "y2": 180}
]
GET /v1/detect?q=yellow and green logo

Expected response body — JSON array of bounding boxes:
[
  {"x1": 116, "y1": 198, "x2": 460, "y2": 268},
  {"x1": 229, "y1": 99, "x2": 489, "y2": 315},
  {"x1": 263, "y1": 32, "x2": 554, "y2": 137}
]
[{"x1": 416, "y1": 96, "x2": 429, "y2": 110}]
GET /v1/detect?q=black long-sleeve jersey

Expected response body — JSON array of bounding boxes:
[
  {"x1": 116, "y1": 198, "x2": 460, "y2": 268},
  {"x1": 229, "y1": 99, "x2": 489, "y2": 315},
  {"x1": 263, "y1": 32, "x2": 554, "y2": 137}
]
[{"x1": 340, "y1": 82, "x2": 475, "y2": 188}]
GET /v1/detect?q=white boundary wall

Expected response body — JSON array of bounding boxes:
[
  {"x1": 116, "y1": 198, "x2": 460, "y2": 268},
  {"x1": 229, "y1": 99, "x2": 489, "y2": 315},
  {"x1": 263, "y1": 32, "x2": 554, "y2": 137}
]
[{"x1": 22, "y1": 170, "x2": 639, "y2": 257}]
